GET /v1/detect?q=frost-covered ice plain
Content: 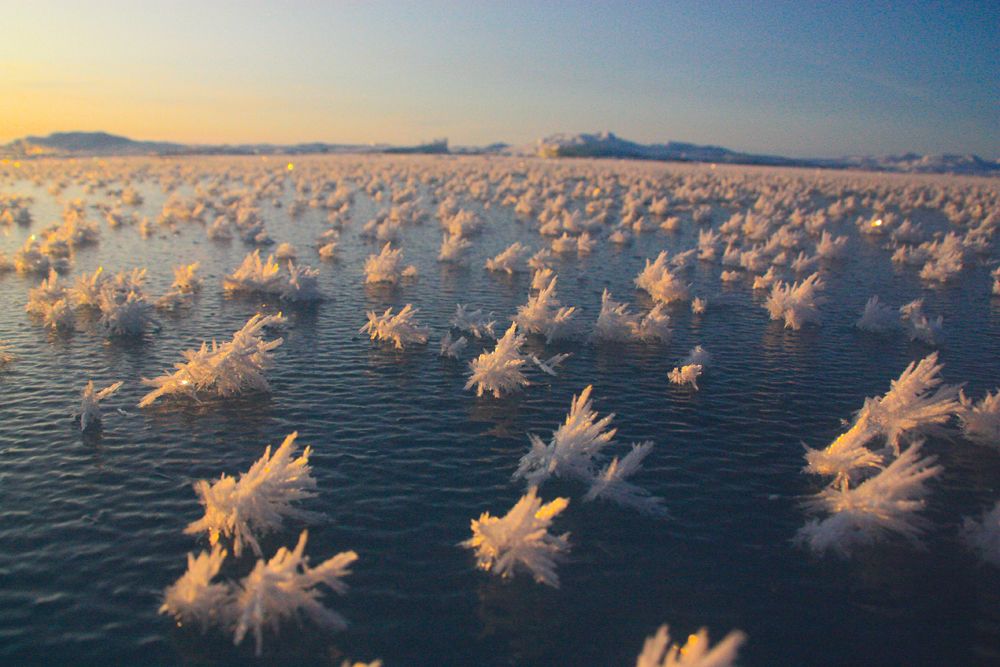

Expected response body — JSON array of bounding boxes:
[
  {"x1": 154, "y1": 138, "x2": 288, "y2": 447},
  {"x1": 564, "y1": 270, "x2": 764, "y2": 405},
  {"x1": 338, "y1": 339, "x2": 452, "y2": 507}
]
[{"x1": 1, "y1": 155, "x2": 999, "y2": 666}]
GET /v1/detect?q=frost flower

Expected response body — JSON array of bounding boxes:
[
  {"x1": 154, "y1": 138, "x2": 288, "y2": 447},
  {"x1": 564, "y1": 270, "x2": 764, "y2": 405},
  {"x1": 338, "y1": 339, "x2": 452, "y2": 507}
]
[
  {"x1": 233, "y1": 531, "x2": 357, "y2": 656},
  {"x1": 185, "y1": 432, "x2": 319, "y2": 557},
  {"x1": 462, "y1": 488, "x2": 570, "y2": 587}
]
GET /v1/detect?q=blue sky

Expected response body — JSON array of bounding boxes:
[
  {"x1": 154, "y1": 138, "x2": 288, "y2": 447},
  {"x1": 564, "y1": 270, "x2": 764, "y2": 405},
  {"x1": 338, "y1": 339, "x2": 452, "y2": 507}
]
[{"x1": 1, "y1": 1, "x2": 997, "y2": 156}]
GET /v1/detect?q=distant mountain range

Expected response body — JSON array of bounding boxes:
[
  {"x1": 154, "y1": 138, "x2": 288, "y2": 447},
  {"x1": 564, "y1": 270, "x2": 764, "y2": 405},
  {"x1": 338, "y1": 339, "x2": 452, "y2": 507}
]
[{"x1": 3, "y1": 130, "x2": 997, "y2": 176}]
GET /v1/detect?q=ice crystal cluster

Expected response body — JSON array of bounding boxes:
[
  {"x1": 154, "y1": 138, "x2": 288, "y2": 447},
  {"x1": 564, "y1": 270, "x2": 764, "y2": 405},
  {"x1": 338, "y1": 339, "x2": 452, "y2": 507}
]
[
  {"x1": 462, "y1": 487, "x2": 570, "y2": 587},
  {"x1": 360, "y1": 304, "x2": 429, "y2": 349},
  {"x1": 27, "y1": 266, "x2": 158, "y2": 335},
  {"x1": 224, "y1": 250, "x2": 321, "y2": 302},
  {"x1": 77, "y1": 380, "x2": 123, "y2": 431},
  {"x1": 513, "y1": 275, "x2": 577, "y2": 342},
  {"x1": 161, "y1": 429, "x2": 354, "y2": 656},
  {"x1": 765, "y1": 272, "x2": 825, "y2": 329},
  {"x1": 959, "y1": 389, "x2": 1000, "y2": 449},
  {"x1": 515, "y1": 386, "x2": 664, "y2": 513},
  {"x1": 186, "y1": 432, "x2": 319, "y2": 557},
  {"x1": 485, "y1": 241, "x2": 529, "y2": 274},
  {"x1": 635, "y1": 251, "x2": 691, "y2": 304},
  {"x1": 139, "y1": 313, "x2": 285, "y2": 407},
  {"x1": 450, "y1": 304, "x2": 497, "y2": 339},
  {"x1": 668, "y1": 346, "x2": 711, "y2": 391},
  {"x1": 799, "y1": 353, "x2": 960, "y2": 556},
  {"x1": 636, "y1": 624, "x2": 746, "y2": 667},
  {"x1": 364, "y1": 243, "x2": 415, "y2": 284},
  {"x1": 593, "y1": 290, "x2": 672, "y2": 343},
  {"x1": 160, "y1": 532, "x2": 357, "y2": 656},
  {"x1": 233, "y1": 531, "x2": 357, "y2": 655},
  {"x1": 464, "y1": 323, "x2": 531, "y2": 398}
]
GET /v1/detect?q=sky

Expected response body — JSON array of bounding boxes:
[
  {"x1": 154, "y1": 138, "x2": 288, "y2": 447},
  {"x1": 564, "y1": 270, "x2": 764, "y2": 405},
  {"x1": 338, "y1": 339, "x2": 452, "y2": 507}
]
[{"x1": 1, "y1": 0, "x2": 997, "y2": 157}]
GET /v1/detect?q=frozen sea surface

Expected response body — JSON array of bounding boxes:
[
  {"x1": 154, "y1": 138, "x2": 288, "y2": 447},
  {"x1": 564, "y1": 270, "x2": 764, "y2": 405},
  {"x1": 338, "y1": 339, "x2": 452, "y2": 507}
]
[{"x1": 1, "y1": 158, "x2": 999, "y2": 666}]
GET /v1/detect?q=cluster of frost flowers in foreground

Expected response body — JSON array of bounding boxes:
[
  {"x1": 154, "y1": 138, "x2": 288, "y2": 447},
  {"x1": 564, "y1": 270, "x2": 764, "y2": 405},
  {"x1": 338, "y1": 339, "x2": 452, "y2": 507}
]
[
  {"x1": 360, "y1": 304, "x2": 429, "y2": 349},
  {"x1": 138, "y1": 313, "x2": 285, "y2": 407},
  {"x1": 797, "y1": 442, "x2": 942, "y2": 557},
  {"x1": 160, "y1": 531, "x2": 357, "y2": 657},
  {"x1": 186, "y1": 432, "x2": 319, "y2": 557},
  {"x1": 515, "y1": 385, "x2": 665, "y2": 514},
  {"x1": 462, "y1": 487, "x2": 570, "y2": 587},
  {"x1": 798, "y1": 353, "x2": 961, "y2": 556},
  {"x1": 636, "y1": 624, "x2": 746, "y2": 667}
]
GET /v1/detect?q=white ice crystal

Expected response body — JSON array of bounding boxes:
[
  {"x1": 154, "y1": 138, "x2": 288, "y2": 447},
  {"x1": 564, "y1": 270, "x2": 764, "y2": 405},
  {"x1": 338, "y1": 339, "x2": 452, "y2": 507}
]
[
  {"x1": 465, "y1": 322, "x2": 531, "y2": 398},
  {"x1": 160, "y1": 545, "x2": 230, "y2": 632},
  {"x1": 584, "y1": 441, "x2": 664, "y2": 514},
  {"x1": 531, "y1": 267, "x2": 555, "y2": 291},
  {"x1": 765, "y1": 272, "x2": 825, "y2": 330},
  {"x1": 186, "y1": 432, "x2": 319, "y2": 557},
  {"x1": 67, "y1": 267, "x2": 107, "y2": 308},
  {"x1": 513, "y1": 275, "x2": 576, "y2": 342},
  {"x1": 42, "y1": 298, "x2": 76, "y2": 331},
  {"x1": 514, "y1": 385, "x2": 617, "y2": 486},
  {"x1": 530, "y1": 352, "x2": 571, "y2": 377},
  {"x1": 78, "y1": 380, "x2": 123, "y2": 431},
  {"x1": 439, "y1": 332, "x2": 468, "y2": 359},
  {"x1": 797, "y1": 442, "x2": 942, "y2": 556},
  {"x1": 281, "y1": 261, "x2": 322, "y2": 302},
  {"x1": 360, "y1": 304, "x2": 429, "y2": 349},
  {"x1": 485, "y1": 241, "x2": 529, "y2": 274},
  {"x1": 862, "y1": 352, "x2": 960, "y2": 452},
  {"x1": 364, "y1": 243, "x2": 411, "y2": 284},
  {"x1": 636, "y1": 624, "x2": 746, "y2": 667},
  {"x1": 462, "y1": 487, "x2": 570, "y2": 587},
  {"x1": 919, "y1": 232, "x2": 964, "y2": 283},
  {"x1": 635, "y1": 251, "x2": 690, "y2": 304},
  {"x1": 802, "y1": 414, "x2": 882, "y2": 484},
  {"x1": 232, "y1": 530, "x2": 357, "y2": 656},
  {"x1": 856, "y1": 296, "x2": 900, "y2": 334},
  {"x1": 450, "y1": 304, "x2": 496, "y2": 339},
  {"x1": 752, "y1": 267, "x2": 779, "y2": 291},
  {"x1": 668, "y1": 365, "x2": 703, "y2": 391},
  {"x1": 224, "y1": 251, "x2": 321, "y2": 301},
  {"x1": 172, "y1": 262, "x2": 202, "y2": 293},
  {"x1": 224, "y1": 250, "x2": 284, "y2": 295},
  {"x1": 899, "y1": 299, "x2": 943, "y2": 345},
  {"x1": 439, "y1": 233, "x2": 472, "y2": 263},
  {"x1": 962, "y1": 500, "x2": 1000, "y2": 567},
  {"x1": 593, "y1": 289, "x2": 641, "y2": 342},
  {"x1": 958, "y1": 389, "x2": 1000, "y2": 449},
  {"x1": 815, "y1": 231, "x2": 847, "y2": 259},
  {"x1": 138, "y1": 313, "x2": 285, "y2": 407},
  {"x1": 97, "y1": 288, "x2": 157, "y2": 336}
]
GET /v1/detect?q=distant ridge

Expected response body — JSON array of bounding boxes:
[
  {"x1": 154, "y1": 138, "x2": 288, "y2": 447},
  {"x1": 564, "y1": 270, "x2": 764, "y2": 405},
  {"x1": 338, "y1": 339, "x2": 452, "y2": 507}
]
[{"x1": 3, "y1": 130, "x2": 997, "y2": 176}]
